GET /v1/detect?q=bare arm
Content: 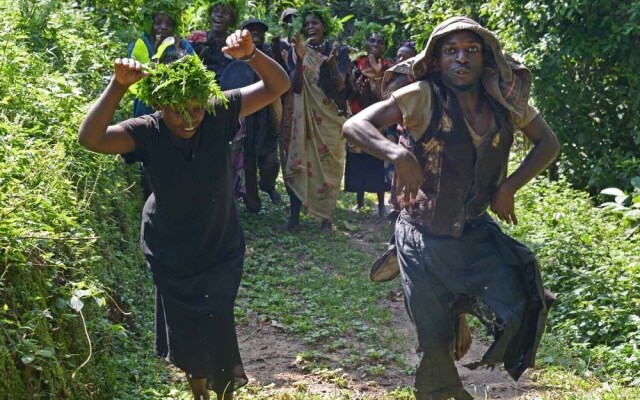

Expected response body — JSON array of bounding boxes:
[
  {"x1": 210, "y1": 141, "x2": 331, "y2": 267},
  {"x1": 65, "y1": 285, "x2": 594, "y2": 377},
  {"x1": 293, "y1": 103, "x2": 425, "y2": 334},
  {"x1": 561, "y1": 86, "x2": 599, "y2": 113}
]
[
  {"x1": 290, "y1": 32, "x2": 306, "y2": 94},
  {"x1": 343, "y1": 98, "x2": 423, "y2": 202},
  {"x1": 491, "y1": 114, "x2": 561, "y2": 224},
  {"x1": 222, "y1": 30, "x2": 290, "y2": 118},
  {"x1": 326, "y1": 43, "x2": 346, "y2": 93},
  {"x1": 78, "y1": 58, "x2": 147, "y2": 154}
]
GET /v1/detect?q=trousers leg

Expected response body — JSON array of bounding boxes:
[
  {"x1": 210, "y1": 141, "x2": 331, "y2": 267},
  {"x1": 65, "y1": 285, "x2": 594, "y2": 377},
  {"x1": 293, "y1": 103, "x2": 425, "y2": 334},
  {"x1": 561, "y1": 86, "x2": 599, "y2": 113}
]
[
  {"x1": 242, "y1": 124, "x2": 261, "y2": 212},
  {"x1": 395, "y1": 219, "x2": 466, "y2": 399},
  {"x1": 257, "y1": 150, "x2": 279, "y2": 194}
]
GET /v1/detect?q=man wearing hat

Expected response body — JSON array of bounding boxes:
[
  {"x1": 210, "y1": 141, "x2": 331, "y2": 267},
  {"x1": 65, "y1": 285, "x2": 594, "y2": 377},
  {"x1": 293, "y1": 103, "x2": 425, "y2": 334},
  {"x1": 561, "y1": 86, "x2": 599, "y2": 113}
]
[
  {"x1": 343, "y1": 16, "x2": 560, "y2": 400},
  {"x1": 236, "y1": 18, "x2": 282, "y2": 210}
]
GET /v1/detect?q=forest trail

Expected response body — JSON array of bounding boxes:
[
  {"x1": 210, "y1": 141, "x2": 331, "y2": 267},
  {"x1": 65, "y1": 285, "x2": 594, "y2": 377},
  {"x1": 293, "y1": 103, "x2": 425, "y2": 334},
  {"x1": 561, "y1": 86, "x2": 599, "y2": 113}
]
[{"x1": 233, "y1": 214, "x2": 545, "y2": 399}]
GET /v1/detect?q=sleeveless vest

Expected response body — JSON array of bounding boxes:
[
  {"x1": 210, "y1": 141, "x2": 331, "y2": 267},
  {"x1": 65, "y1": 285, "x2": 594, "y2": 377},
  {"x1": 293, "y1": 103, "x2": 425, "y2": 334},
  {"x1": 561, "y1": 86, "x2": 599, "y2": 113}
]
[{"x1": 402, "y1": 82, "x2": 514, "y2": 237}]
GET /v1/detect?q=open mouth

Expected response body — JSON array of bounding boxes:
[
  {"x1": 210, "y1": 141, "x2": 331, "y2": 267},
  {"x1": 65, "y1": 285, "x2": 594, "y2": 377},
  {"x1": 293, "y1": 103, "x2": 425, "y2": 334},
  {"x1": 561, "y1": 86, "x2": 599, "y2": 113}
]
[{"x1": 454, "y1": 68, "x2": 470, "y2": 76}]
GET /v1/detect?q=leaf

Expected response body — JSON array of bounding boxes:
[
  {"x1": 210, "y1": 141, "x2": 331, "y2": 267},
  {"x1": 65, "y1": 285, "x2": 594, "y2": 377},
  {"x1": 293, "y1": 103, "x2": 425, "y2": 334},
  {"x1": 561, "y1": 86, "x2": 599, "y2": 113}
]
[
  {"x1": 69, "y1": 296, "x2": 84, "y2": 312},
  {"x1": 152, "y1": 36, "x2": 176, "y2": 61},
  {"x1": 601, "y1": 187, "x2": 625, "y2": 197},
  {"x1": 21, "y1": 355, "x2": 35, "y2": 365},
  {"x1": 631, "y1": 176, "x2": 640, "y2": 189},
  {"x1": 74, "y1": 289, "x2": 92, "y2": 298},
  {"x1": 35, "y1": 349, "x2": 55, "y2": 358},
  {"x1": 94, "y1": 297, "x2": 106, "y2": 307},
  {"x1": 54, "y1": 297, "x2": 67, "y2": 309}
]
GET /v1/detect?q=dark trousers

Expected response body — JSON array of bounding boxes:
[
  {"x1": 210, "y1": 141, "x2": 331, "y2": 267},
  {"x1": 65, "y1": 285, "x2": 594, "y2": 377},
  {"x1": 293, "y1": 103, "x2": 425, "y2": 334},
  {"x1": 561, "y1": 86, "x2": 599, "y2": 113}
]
[
  {"x1": 395, "y1": 215, "x2": 527, "y2": 399},
  {"x1": 243, "y1": 146, "x2": 279, "y2": 210}
]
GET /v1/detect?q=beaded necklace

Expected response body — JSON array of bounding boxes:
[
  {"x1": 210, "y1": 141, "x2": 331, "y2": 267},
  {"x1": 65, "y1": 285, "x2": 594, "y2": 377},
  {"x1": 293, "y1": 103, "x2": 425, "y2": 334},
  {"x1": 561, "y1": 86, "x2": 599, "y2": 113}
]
[{"x1": 307, "y1": 40, "x2": 326, "y2": 50}]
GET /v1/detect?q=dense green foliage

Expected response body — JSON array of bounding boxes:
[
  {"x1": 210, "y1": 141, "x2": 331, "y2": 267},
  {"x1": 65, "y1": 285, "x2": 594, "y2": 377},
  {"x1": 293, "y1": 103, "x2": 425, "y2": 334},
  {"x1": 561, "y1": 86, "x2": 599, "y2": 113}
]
[
  {"x1": 2, "y1": 0, "x2": 639, "y2": 398},
  {"x1": 0, "y1": 1, "x2": 167, "y2": 397},
  {"x1": 505, "y1": 177, "x2": 640, "y2": 384}
]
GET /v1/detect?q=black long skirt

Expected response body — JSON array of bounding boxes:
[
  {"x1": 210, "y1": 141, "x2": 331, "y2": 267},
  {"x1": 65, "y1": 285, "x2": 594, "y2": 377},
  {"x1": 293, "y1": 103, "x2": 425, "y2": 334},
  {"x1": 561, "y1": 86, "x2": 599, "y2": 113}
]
[{"x1": 150, "y1": 256, "x2": 248, "y2": 395}]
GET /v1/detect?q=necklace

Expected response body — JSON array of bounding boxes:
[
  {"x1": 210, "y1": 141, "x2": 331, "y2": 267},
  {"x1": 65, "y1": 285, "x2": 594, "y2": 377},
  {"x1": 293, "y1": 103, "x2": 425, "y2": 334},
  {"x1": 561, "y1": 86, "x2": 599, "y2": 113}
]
[{"x1": 307, "y1": 40, "x2": 326, "y2": 50}]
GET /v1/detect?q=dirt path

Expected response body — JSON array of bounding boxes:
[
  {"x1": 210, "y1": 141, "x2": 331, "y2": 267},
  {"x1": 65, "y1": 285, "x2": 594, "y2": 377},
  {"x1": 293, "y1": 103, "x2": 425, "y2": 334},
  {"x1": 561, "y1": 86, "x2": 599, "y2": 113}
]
[{"x1": 237, "y1": 215, "x2": 543, "y2": 399}]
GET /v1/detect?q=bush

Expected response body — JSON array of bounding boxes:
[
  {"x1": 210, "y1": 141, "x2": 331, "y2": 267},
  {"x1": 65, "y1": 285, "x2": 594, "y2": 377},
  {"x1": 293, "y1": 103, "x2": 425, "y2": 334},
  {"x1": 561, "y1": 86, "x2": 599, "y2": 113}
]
[
  {"x1": 0, "y1": 2, "x2": 163, "y2": 397},
  {"x1": 504, "y1": 177, "x2": 640, "y2": 382}
]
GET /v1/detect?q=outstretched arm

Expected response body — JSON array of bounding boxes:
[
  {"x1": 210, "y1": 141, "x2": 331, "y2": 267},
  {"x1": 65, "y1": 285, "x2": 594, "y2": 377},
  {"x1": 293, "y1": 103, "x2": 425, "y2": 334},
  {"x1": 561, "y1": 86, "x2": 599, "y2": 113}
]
[
  {"x1": 343, "y1": 98, "x2": 423, "y2": 203},
  {"x1": 491, "y1": 115, "x2": 561, "y2": 224},
  {"x1": 78, "y1": 59, "x2": 148, "y2": 154},
  {"x1": 223, "y1": 30, "x2": 290, "y2": 118}
]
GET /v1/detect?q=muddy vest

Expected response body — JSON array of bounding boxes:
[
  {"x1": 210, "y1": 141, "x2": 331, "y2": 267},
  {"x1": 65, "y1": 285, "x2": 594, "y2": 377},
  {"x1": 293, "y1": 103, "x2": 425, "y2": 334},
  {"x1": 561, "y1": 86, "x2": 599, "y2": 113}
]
[{"x1": 402, "y1": 82, "x2": 514, "y2": 237}]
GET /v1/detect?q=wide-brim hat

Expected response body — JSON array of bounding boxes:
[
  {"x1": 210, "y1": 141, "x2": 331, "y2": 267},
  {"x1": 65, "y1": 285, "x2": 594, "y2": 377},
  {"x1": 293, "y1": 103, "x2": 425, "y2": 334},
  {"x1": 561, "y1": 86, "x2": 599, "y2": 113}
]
[
  {"x1": 241, "y1": 17, "x2": 268, "y2": 32},
  {"x1": 281, "y1": 7, "x2": 296, "y2": 22}
]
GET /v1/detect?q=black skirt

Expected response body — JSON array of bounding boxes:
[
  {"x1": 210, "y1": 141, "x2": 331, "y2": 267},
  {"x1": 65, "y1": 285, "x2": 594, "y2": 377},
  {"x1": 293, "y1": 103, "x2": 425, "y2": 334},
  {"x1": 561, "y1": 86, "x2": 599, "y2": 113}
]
[
  {"x1": 151, "y1": 256, "x2": 248, "y2": 395},
  {"x1": 344, "y1": 151, "x2": 390, "y2": 193}
]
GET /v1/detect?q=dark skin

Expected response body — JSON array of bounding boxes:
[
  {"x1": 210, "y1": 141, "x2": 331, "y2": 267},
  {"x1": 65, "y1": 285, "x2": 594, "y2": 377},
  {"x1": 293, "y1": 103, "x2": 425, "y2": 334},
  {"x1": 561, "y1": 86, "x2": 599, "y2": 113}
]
[
  {"x1": 396, "y1": 45, "x2": 417, "y2": 63},
  {"x1": 244, "y1": 23, "x2": 266, "y2": 49},
  {"x1": 271, "y1": 13, "x2": 295, "y2": 68},
  {"x1": 290, "y1": 14, "x2": 345, "y2": 94},
  {"x1": 343, "y1": 30, "x2": 560, "y2": 359},
  {"x1": 150, "y1": 12, "x2": 181, "y2": 51},
  {"x1": 78, "y1": 30, "x2": 290, "y2": 400},
  {"x1": 209, "y1": 4, "x2": 235, "y2": 40}
]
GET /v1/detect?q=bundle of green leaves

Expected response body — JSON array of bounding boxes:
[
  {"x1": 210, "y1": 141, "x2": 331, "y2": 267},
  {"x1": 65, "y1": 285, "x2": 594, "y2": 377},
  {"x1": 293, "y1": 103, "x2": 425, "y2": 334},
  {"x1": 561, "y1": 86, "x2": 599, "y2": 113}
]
[
  {"x1": 292, "y1": 3, "x2": 343, "y2": 40},
  {"x1": 136, "y1": 54, "x2": 227, "y2": 121}
]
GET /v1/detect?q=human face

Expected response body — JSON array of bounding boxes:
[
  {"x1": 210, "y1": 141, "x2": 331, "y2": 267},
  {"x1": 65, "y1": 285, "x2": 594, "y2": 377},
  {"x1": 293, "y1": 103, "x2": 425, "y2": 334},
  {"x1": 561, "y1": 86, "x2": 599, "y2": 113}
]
[
  {"x1": 435, "y1": 30, "x2": 484, "y2": 92},
  {"x1": 246, "y1": 24, "x2": 266, "y2": 48},
  {"x1": 151, "y1": 13, "x2": 175, "y2": 42},
  {"x1": 303, "y1": 14, "x2": 326, "y2": 45},
  {"x1": 396, "y1": 47, "x2": 416, "y2": 63},
  {"x1": 210, "y1": 5, "x2": 235, "y2": 34},
  {"x1": 366, "y1": 34, "x2": 386, "y2": 58},
  {"x1": 160, "y1": 101, "x2": 206, "y2": 139}
]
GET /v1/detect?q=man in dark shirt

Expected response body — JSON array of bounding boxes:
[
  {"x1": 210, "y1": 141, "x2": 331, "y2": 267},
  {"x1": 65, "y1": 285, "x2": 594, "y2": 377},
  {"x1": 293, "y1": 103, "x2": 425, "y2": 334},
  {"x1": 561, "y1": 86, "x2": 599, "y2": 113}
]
[
  {"x1": 236, "y1": 18, "x2": 282, "y2": 211},
  {"x1": 343, "y1": 16, "x2": 560, "y2": 400}
]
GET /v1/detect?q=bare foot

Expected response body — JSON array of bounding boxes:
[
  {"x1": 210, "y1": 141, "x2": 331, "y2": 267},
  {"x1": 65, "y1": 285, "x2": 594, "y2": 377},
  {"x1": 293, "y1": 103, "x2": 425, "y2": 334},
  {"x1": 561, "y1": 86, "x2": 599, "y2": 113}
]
[
  {"x1": 454, "y1": 314, "x2": 472, "y2": 360},
  {"x1": 320, "y1": 219, "x2": 332, "y2": 232},
  {"x1": 279, "y1": 220, "x2": 301, "y2": 232}
]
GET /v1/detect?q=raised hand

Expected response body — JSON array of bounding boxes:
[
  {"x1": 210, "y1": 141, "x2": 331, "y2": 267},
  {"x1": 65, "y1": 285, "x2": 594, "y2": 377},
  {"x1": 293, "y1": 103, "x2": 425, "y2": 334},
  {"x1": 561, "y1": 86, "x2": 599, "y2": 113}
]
[
  {"x1": 222, "y1": 29, "x2": 255, "y2": 60},
  {"x1": 327, "y1": 42, "x2": 338, "y2": 66},
  {"x1": 367, "y1": 54, "x2": 382, "y2": 76},
  {"x1": 113, "y1": 58, "x2": 148, "y2": 88},
  {"x1": 292, "y1": 32, "x2": 307, "y2": 60}
]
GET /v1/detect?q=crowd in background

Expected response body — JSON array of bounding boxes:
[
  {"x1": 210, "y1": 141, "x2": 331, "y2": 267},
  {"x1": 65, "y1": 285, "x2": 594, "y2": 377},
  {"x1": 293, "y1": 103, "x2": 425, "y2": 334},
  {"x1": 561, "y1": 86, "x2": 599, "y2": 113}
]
[{"x1": 127, "y1": 2, "x2": 420, "y2": 231}]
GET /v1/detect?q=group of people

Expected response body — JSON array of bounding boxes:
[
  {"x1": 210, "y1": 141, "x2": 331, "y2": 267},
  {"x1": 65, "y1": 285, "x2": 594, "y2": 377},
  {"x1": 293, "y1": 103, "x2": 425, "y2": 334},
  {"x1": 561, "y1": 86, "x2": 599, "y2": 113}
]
[
  {"x1": 126, "y1": 2, "x2": 424, "y2": 228},
  {"x1": 78, "y1": 2, "x2": 560, "y2": 399}
]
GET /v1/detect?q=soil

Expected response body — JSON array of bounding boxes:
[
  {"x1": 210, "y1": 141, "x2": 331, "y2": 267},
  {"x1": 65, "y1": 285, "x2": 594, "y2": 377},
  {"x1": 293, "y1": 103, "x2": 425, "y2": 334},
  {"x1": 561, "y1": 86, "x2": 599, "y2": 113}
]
[{"x1": 232, "y1": 213, "x2": 545, "y2": 399}]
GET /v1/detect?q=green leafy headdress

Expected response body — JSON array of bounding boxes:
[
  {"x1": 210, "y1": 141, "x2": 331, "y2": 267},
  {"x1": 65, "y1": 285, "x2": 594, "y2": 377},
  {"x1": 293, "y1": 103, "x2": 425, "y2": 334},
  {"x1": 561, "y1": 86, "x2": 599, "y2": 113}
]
[
  {"x1": 132, "y1": 42, "x2": 227, "y2": 120},
  {"x1": 292, "y1": 3, "x2": 343, "y2": 40},
  {"x1": 351, "y1": 20, "x2": 395, "y2": 52},
  {"x1": 207, "y1": 0, "x2": 248, "y2": 29},
  {"x1": 136, "y1": 0, "x2": 187, "y2": 37}
]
